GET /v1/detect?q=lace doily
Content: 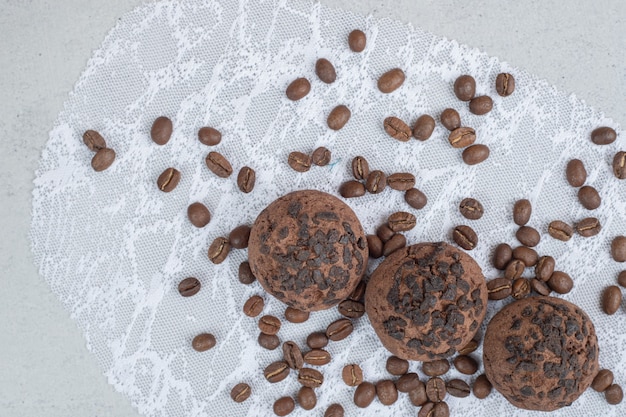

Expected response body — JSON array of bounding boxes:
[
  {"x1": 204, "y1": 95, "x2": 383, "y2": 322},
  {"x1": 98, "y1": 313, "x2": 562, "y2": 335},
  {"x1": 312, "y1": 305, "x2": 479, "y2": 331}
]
[{"x1": 31, "y1": 0, "x2": 626, "y2": 416}]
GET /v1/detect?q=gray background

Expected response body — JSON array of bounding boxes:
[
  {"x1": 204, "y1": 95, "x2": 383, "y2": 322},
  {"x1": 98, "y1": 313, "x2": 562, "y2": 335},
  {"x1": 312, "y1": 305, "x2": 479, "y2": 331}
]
[{"x1": 1, "y1": 0, "x2": 624, "y2": 415}]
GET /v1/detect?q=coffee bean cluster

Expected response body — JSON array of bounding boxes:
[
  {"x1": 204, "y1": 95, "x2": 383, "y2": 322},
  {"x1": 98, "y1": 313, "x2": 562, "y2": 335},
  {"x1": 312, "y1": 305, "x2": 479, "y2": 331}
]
[
  {"x1": 82, "y1": 130, "x2": 117, "y2": 171},
  {"x1": 287, "y1": 147, "x2": 332, "y2": 173}
]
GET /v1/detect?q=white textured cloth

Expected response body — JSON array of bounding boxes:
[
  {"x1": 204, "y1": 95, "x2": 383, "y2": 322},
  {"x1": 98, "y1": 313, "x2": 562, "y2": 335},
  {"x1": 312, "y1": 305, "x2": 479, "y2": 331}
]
[{"x1": 31, "y1": 0, "x2": 626, "y2": 416}]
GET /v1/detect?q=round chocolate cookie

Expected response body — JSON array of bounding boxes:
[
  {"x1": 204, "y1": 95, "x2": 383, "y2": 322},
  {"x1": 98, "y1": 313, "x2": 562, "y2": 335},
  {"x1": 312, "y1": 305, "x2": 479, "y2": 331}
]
[
  {"x1": 365, "y1": 242, "x2": 487, "y2": 361},
  {"x1": 249, "y1": 190, "x2": 368, "y2": 311},
  {"x1": 483, "y1": 297, "x2": 599, "y2": 411}
]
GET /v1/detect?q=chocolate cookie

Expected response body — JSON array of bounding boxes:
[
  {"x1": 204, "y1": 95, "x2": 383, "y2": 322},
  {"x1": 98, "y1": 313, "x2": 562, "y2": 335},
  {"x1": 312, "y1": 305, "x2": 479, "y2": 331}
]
[
  {"x1": 365, "y1": 242, "x2": 487, "y2": 361},
  {"x1": 483, "y1": 297, "x2": 599, "y2": 411},
  {"x1": 249, "y1": 190, "x2": 368, "y2": 311}
]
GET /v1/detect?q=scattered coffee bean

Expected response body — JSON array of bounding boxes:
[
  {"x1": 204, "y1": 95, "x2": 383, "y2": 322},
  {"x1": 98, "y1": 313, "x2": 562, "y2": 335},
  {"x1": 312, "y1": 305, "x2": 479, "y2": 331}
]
[
  {"x1": 338, "y1": 299, "x2": 365, "y2": 318},
  {"x1": 326, "y1": 318, "x2": 353, "y2": 341},
  {"x1": 378, "y1": 68, "x2": 405, "y2": 93},
  {"x1": 548, "y1": 220, "x2": 574, "y2": 241},
  {"x1": 192, "y1": 333, "x2": 216, "y2": 352},
  {"x1": 376, "y1": 379, "x2": 398, "y2": 405},
  {"x1": 311, "y1": 146, "x2": 332, "y2": 166},
  {"x1": 426, "y1": 377, "x2": 446, "y2": 402},
  {"x1": 315, "y1": 58, "x2": 336, "y2": 84},
  {"x1": 440, "y1": 108, "x2": 461, "y2": 131},
  {"x1": 511, "y1": 278, "x2": 531, "y2": 300},
  {"x1": 448, "y1": 127, "x2": 476, "y2": 148},
  {"x1": 367, "y1": 234, "x2": 383, "y2": 258},
  {"x1": 578, "y1": 185, "x2": 601, "y2": 210},
  {"x1": 307, "y1": 332, "x2": 328, "y2": 349},
  {"x1": 613, "y1": 151, "x2": 626, "y2": 179},
  {"x1": 354, "y1": 382, "x2": 376, "y2": 407},
  {"x1": 238, "y1": 261, "x2": 256, "y2": 285},
  {"x1": 419, "y1": 402, "x2": 436, "y2": 417},
  {"x1": 459, "y1": 198, "x2": 484, "y2": 220},
  {"x1": 286, "y1": 77, "x2": 311, "y2": 101},
  {"x1": 339, "y1": 180, "x2": 366, "y2": 198},
  {"x1": 469, "y1": 95, "x2": 493, "y2": 115},
  {"x1": 462, "y1": 144, "x2": 490, "y2": 165},
  {"x1": 284, "y1": 307, "x2": 309, "y2": 323},
  {"x1": 297, "y1": 386, "x2": 316, "y2": 410},
  {"x1": 454, "y1": 75, "x2": 476, "y2": 101},
  {"x1": 405, "y1": 188, "x2": 428, "y2": 209},
  {"x1": 602, "y1": 285, "x2": 622, "y2": 315},
  {"x1": 386, "y1": 356, "x2": 409, "y2": 375},
  {"x1": 530, "y1": 278, "x2": 551, "y2": 296},
  {"x1": 243, "y1": 295, "x2": 264, "y2": 317},
  {"x1": 208, "y1": 236, "x2": 230, "y2": 264},
  {"x1": 348, "y1": 29, "x2": 366, "y2": 52},
  {"x1": 205, "y1": 151, "x2": 233, "y2": 178},
  {"x1": 493, "y1": 243, "x2": 513, "y2": 270},
  {"x1": 505, "y1": 259, "x2": 525, "y2": 280},
  {"x1": 409, "y1": 381, "x2": 428, "y2": 406},
  {"x1": 258, "y1": 332, "x2": 280, "y2": 350},
  {"x1": 298, "y1": 367, "x2": 324, "y2": 388},
  {"x1": 384, "y1": 116, "x2": 412, "y2": 142},
  {"x1": 535, "y1": 256, "x2": 556, "y2": 281},
  {"x1": 591, "y1": 126, "x2": 617, "y2": 145},
  {"x1": 422, "y1": 359, "x2": 450, "y2": 377},
  {"x1": 566, "y1": 159, "x2": 587, "y2": 187},
  {"x1": 283, "y1": 341, "x2": 304, "y2": 370},
  {"x1": 91, "y1": 148, "x2": 116, "y2": 171},
  {"x1": 592, "y1": 369, "x2": 614, "y2": 392},
  {"x1": 605, "y1": 384, "x2": 624, "y2": 405},
  {"x1": 388, "y1": 211, "x2": 416, "y2": 232},
  {"x1": 453, "y1": 225, "x2": 478, "y2": 250},
  {"x1": 576, "y1": 217, "x2": 602, "y2": 237},
  {"x1": 230, "y1": 382, "x2": 251, "y2": 403},
  {"x1": 157, "y1": 167, "x2": 181, "y2": 192},
  {"x1": 342, "y1": 364, "x2": 364, "y2": 386},
  {"x1": 487, "y1": 277, "x2": 512, "y2": 300},
  {"x1": 458, "y1": 339, "x2": 479, "y2": 356},
  {"x1": 516, "y1": 225, "x2": 540, "y2": 247},
  {"x1": 432, "y1": 401, "x2": 450, "y2": 417},
  {"x1": 187, "y1": 202, "x2": 211, "y2": 228},
  {"x1": 349, "y1": 280, "x2": 367, "y2": 301},
  {"x1": 82, "y1": 130, "x2": 106, "y2": 151},
  {"x1": 303, "y1": 349, "x2": 331, "y2": 366},
  {"x1": 446, "y1": 379, "x2": 471, "y2": 398},
  {"x1": 495, "y1": 73, "x2": 515, "y2": 97},
  {"x1": 351, "y1": 156, "x2": 369, "y2": 180},
  {"x1": 413, "y1": 115, "x2": 436, "y2": 141},
  {"x1": 365, "y1": 170, "x2": 387, "y2": 194},
  {"x1": 273, "y1": 396, "x2": 295, "y2": 416},
  {"x1": 150, "y1": 116, "x2": 172, "y2": 145},
  {"x1": 387, "y1": 172, "x2": 416, "y2": 191},
  {"x1": 512, "y1": 246, "x2": 538, "y2": 267},
  {"x1": 264, "y1": 361, "x2": 290, "y2": 383},
  {"x1": 229, "y1": 225, "x2": 251, "y2": 249},
  {"x1": 619, "y1": 271, "x2": 626, "y2": 288},
  {"x1": 259, "y1": 315, "x2": 281, "y2": 335},
  {"x1": 178, "y1": 277, "x2": 201, "y2": 297},
  {"x1": 197, "y1": 127, "x2": 221, "y2": 146},
  {"x1": 383, "y1": 233, "x2": 406, "y2": 256},
  {"x1": 396, "y1": 373, "x2": 420, "y2": 393},
  {"x1": 513, "y1": 199, "x2": 532, "y2": 226},
  {"x1": 287, "y1": 151, "x2": 311, "y2": 172},
  {"x1": 237, "y1": 166, "x2": 255, "y2": 193},
  {"x1": 473, "y1": 374, "x2": 492, "y2": 399},
  {"x1": 327, "y1": 105, "x2": 351, "y2": 130},
  {"x1": 547, "y1": 271, "x2": 573, "y2": 294},
  {"x1": 611, "y1": 236, "x2": 626, "y2": 262},
  {"x1": 324, "y1": 404, "x2": 344, "y2": 417},
  {"x1": 377, "y1": 224, "x2": 395, "y2": 242},
  {"x1": 454, "y1": 355, "x2": 478, "y2": 375}
]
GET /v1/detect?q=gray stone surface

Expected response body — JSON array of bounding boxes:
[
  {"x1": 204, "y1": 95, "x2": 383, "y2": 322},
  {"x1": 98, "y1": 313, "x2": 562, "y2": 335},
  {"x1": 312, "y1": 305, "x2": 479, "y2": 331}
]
[{"x1": 1, "y1": 0, "x2": 623, "y2": 415}]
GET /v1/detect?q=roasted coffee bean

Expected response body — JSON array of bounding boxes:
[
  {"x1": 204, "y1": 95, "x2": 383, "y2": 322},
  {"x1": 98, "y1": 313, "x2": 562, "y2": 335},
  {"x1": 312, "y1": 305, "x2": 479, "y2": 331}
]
[
  {"x1": 315, "y1": 58, "x2": 336, "y2": 84},
  {"x1": 453, "y1": 225, "x2": 478, "y2": 250},
  {"x1": 388, "y1": 211, "x2": 416, "y2": 232},
  {"x1": 91, "y1": 148, "x2": 116, "y2": 171},
  {"x1": 454, "y1": 355, "x2": 478, "y2": 375},
  {"x1": 409, "y1": 381, "x2": 428, "y2": 406},
  {"x1": 448, "y1": 127, "x2": 476, "y2": 148},
  {"x1": 198, "y1": 127, "x2": 221, "y2": 146},
  {"x1": 365, "y1": 170, "x2": 387, "y2": 194},
  {"x1": 238, "y1": 261, "x2": 256, "y2": 285},
  {"x1": 493, "y1": 243, "x2": 513, "y2": 270},
  {"x1": 303, "y1": 349, "x2": 331, "y2": 366},
  {"x1": 342, "y1": 364, "x2": 364, "y2": 386},
  {"x1": 418, "y1": 402, "x2": 435, "y2": 417},
  {"x1": 619, "y1": 271, "x2": 626, "y2": 287},
  {"x1": 547, "y1": 271, "x2": 573, "y2": 294},
  {"x1": 326, "y1": 318, "x2": 353, "y2": 341},
  {"x1": 258, "y1": 332, "x2": 280, "y2": 350},
  {"x1": 504, "y1": 259, "x2": 525, "y2": 280},
  {"x1": 386, "y1": 356, "x2": 409, "y2": 375},
  {"x1": 307, "y1": 332, "x2": 328, "y2": 349},
  {"x1": 273, "y1": 397, "x2": 295, "y2": 416},
  {"x1": 459, "y1": 198, "x2": 484, "y2": 220},
  {"x1": 512, "y1": 246, "x2": 538, "y2": 267},
  {"x1": 530, "y1": 278, "x2": 551, "y2": 296},
  {"x1": 566, "y1": 159, "x2": 587, "y2": 187},
  {"x1": 422, "y1": 359, "x2": 450, "y2": 377},
  {"x1": 578, "y1": 185, "x2": 601, "y2": 210},
  {"x1": 454, "y1": 75, "x2": 476, "y2": 101},
  {"x1": 192, "y1": 333, "x2": 216, "y2": 352},
  {"x1": 469, "y1": 96, "x2": 493, "y2": 115},
  {"x1": 351, "y1": 156, "x2": 369, "y2": 180},
  {"x1": 367, "y1": 234, "x2": 384, "y2": 259},
  {"x1": 516, "y1": 226, "x2": 540, "y2": 247},
  {"x1": 83, "y1": 130, "x2": 106, "y2": 151},
  {"x1": 405, "y1": 188, "x2": 428, "y2": 209},
  {"x1": 396, "y1": 373, "x2": 420, "y2": 393},
  {"x1": 237, "y1": 166, "x2": 255, "y2": 193},
  {"x1": 605, "y1": 384, "x2": 624, "y2": 405},
  {"x1": 264, "y1": 361, "x2": 290, "y2": 383},
  {"x1": 284, "y1": 307, "x2": 309, "y2": 323},
  {"x1": 208, "y1": 236, "x2": 230, "y2": 264},
  {"x1": 339, "y1": 180, "x2": 366, "y2": 198},
  {"x1": 511, "y1": 278, "x2": 531, "y2": 300},
  {"x1": 348, "y1": 29, "x2": 366, "y2": 52},
  {"x1": 602, "y1": 285, "x2": 622, "y2": 315},
  {"x1": 283, "y1": 341, "x2": 304, "y2": 369},
  {"x1": 187, "y1": 202, "x2": 211, "y2": 228},
  {"x1": 377, "y1": 224, "x2": 395, "y2": 242},
  {"x1": 157, "y1": 167, "x2": 181, "y2": 192},
  {"x1": 311, "y1": 146, "x2": 332, "y2": 166},
  {"x1": 338, "y1": 299, "x2": 365, "y2": 318},
  {"x1": 376, "y1": 380, "x2": 398, "y2": 405},
  {"x1": 487, "y1": 277, "x2": 512, "y2": 300},
  {"x1": 206, "y1": 151, "x2": 233, "y2": 178},
  {"x1": 548, "y1": 220, "x2": 574, "y2": 241},
  {"x1": 458, "y1": 339, "x2": 479, "y2": 355},
  {"x1": 387, "y1": 172, "x2": 416, "y2": 191},
  {"x1": 413, "y1": 115, "x2": 436, "y2": 141},
  {"x1": 286, "y1": 77, "x2": 311, "y2": 101},
  {"x1": 440, "y1": 108, "x2": 461, "y2": 131},
  {"x1": 613, "y1": 151, "x2": 626, "y2": 179},
  {"x1": 229, "y1": 225, "x2": 251, "y2": 249},
  {"x1": 349, "y1": 280, "x2": 367, "y2": 301},
  {"x1": 473, "y1": 374, "x2": 492, "y2": 399},
  {"x1": 446, "y1": 379, "x2": 471, "y2": 398},
  {"x1": 576, "y1": 217, "x2": 602, "y2": 237},
  {"x1": 324, "y1": 404, "x2": 344, "y2": 417},
  {"x1": 243, "y1": 295, "x2": 264, "y2": 317},
  {"x1": 612, "y1": 236, "x2": 626, "y2": 262},
  {"x1": 151, "y1": 116, "x2": 173, "y2": 145},
  {"x1": 230, "y1": 382, "x2": 251, "y2": 403},
  {"x1": 426, "y1": 377, "x2": 446, "y2": 402},
  {"x1": 354, "y1": 382, "x2": 376, "y2": 408},
  {"x1": 513, "y1": 199, "x2": 532, "y2": 226},
  {"x1": 462, "y1": 144, "x2": 490, "y2": 165},
  {"x1": 259, "y1": 315, "x2": 281, "y2": 335},
  {"x1": 433, "y1": 402, "x2": 450, "y2": 417},
  {"x1": 287, "y1": 151, "x2": 311, "y2": 172},
  {"x1": 535, "y1": 256, "x2": 555, "y2": 281},
  {"x1": 383, "y1": 233, "x2": 406, "y2": 256},
  {"x1": 495, "y1": 73, "x2": 515, "y2": 97},
  {"x1": 298, "y1": 368, "x2": 324, "y2": 388},
  {"x1": 327, "y1": 105, "x2": 351, "y2": 130},
  {"x1": 297, "y1": 386, "x2": 317, "y2": 410},
  {"x1": 384, "y1": 116, "x2": 412, "y2": 142},
  {"x1": 592, "y1": 369, "x2": 614, "y2": 392},
  {"x1": 377, "y1": 68, "x2": 405, "y2": 93},
  {"x1": 591, "y1": 126, "x2": 617, "y2": 145},
  {"x1": 178, "y1": 277, "x2": 201, "y2": 297}
]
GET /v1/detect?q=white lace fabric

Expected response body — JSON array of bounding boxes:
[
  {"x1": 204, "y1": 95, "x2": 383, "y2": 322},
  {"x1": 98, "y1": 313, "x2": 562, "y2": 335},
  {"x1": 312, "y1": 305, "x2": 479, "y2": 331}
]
[{"x1": 31, "y1": 0, "x2": 626, "y2": 416}]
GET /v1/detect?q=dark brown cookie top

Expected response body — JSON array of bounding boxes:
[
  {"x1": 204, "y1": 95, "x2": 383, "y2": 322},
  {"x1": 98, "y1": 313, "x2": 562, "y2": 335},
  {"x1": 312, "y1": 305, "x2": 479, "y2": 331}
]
[
  {"x1": 365, "y1": 242, "x2": 487, "y2": 361},
  {"x1": 248, "y1": 190, "x2": 368, "y2": 311},
  {"x1": 483, "y1": 297, "x2": 599, "y2": 411}
]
